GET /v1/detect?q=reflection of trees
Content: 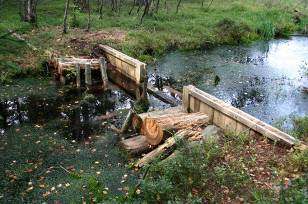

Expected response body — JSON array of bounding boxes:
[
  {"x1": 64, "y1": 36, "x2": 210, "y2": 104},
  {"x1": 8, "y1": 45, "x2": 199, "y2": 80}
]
[{"x1": 0, "y1": 90, "x2": 119, "y2": 138}]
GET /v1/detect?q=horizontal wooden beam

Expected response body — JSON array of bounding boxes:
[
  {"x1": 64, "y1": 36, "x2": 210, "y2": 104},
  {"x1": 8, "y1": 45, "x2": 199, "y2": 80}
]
[
  {"x1": 183, "y1": 85, "x2": 299, "y2": 146},
  {"x1": 98, "y1": 45, "x2": 146, "y2": 84}
]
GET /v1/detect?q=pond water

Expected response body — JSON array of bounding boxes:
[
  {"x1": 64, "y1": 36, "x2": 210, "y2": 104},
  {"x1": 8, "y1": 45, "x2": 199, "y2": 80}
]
[
  {"x1": 151, "y1": 36, "x2": 308, "y2": 128},
  {"x1": 0, "y1": 76, "x2": 170, "y2": 202}
]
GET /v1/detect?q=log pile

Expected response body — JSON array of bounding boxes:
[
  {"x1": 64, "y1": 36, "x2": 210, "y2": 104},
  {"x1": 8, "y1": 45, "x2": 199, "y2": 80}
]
[
  {"x1": 117, "y1": 106, "x2": 209, "y2": 167},
  {"x1": 141, "y1": 111, "x2": 208, "y2": 145}
]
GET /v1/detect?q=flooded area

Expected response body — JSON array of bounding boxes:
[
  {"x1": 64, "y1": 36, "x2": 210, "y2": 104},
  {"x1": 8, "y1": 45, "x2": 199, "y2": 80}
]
[
  {"x1": 1, "y1": 36, "x2": 307, "y2": 202},
  {"x1": 151, "y1": 36, "x2": 308, "y2": 129},
  {"x1": 0, "y1": 78, "x2": 168, "y2": 203}
]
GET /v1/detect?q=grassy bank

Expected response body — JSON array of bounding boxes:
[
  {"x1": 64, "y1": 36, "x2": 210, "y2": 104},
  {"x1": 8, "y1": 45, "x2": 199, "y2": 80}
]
[{"x1": 0, "y1": 0, "x2": 308, "y2": 83}]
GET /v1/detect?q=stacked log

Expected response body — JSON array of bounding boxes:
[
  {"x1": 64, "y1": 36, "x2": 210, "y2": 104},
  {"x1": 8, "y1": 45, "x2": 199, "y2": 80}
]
[
  {"x1": 119, "y1": 135, "x2": 152, "y2": 155},
  {"x1": 135, "y1": 129, "x2": 201, "y2": 167},
  {"x1": 141, "y1": 111, "x2": 209, "y2": 145},
  {"x1": 119, "y1": 106, "x2": 208, "y2": 158}
]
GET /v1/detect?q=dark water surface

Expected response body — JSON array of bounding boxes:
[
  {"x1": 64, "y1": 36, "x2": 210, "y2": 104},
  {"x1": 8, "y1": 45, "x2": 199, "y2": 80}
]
[{"x1": 151, "y1": 36, "x2": 308, "y2": 128}]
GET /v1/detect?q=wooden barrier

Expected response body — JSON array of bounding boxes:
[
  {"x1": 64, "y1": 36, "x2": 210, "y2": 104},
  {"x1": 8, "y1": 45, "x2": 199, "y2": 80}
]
[
  {"x1": 97, "y1": 45, "x2": 146, "y2": 84},
  {"x1": 182, "y1": 85, "x2": 298, "y2": 146}
]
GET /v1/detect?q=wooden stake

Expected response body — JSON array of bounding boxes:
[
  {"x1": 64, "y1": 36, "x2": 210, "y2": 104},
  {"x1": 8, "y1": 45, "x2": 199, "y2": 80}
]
[
  {"x1": 76, "y1": 63, "x2": 81, "y2": 88},
  {"x1": 99, "y1": 57, "x2": 108, "y2": 90},
  {"x1": 141, "y1": 75, "x2": 148, "y2": 100},
  {"x1": 120, "y1": 109, "x2": 134, "y2": 134},
  {"x1": 60, "y1": 75, "x2": 66, "y2": 85},
  {"x1": 85, "y1": 63, "x2": 92, "y2": 87},
  {"x1": 135, "y1": 129, "x2": 196, "y2": 168}
]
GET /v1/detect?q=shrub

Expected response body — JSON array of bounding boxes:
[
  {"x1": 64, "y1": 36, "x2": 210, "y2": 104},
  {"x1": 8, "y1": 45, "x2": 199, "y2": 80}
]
[
  {"x1": 292, "y1": 116, "x2": 308, "y2": 141},
  {"x1": 279, "y1": 176, "x2": 308, "y2": 203},
  {"x1": 215, "y1": 18, "x2": 252, "y2": 44},
  {"x1": 139, "y1": 140, "x2": 251, "y2": 202}
]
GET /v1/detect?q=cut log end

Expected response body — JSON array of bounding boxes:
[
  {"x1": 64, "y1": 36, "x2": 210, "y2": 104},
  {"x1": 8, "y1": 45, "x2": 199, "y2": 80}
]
[
  {"x1": 141, "y1": 118, "x2": 164, "y2": 145},
  {"x1": 141, "y1": 111, "x2": 209, "y2": 145}
]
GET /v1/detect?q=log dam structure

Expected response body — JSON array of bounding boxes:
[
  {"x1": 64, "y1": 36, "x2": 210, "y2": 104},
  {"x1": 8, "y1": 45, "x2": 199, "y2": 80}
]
[{"x1": 49, "y1": 45, "x2": 304, "y2": 168}]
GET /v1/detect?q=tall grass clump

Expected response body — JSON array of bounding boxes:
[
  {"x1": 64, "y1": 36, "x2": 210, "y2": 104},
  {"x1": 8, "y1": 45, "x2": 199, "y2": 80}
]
[{"x1": 258, "y1": 21, "x2": 276, "y2": 39}]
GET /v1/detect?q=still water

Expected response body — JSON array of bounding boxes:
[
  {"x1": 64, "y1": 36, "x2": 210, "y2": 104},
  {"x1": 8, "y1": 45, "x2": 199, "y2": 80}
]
[{"x1": 152, "y1": 36, "x2": 308, "y2": 127}]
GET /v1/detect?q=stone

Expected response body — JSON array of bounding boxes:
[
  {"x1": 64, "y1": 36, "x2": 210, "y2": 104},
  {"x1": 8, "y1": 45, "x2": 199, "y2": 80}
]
[{"x1": 201, "y1": 125, "x2": 224, "y2": 142}]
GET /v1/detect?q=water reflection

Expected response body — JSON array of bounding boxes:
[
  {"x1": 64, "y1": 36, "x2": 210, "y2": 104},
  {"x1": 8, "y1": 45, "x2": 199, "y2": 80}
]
[
  {"x1": 0, "y1": 88, "x2": 132, "y2": 138},
  {"x1": 151, "y1": 36, "x2": 308, "y2": 125}
]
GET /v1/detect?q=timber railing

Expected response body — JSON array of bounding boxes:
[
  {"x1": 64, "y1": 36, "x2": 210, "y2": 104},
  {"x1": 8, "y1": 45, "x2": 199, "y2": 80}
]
[
  {"x1": 97, "y1": 45, "x2": 147, "y2": 84},
  {"x1": 183, "y1": 85, "x2": 298, "y2": 146}
]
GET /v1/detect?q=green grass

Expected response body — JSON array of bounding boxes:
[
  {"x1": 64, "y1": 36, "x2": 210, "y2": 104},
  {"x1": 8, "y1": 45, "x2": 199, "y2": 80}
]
[{"x1": 0, "y1": 0, "x2": 307, "y2": 83}]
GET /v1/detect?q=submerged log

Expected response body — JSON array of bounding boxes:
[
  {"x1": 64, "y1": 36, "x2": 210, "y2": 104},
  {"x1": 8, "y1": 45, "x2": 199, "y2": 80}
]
[
  {"x1": 119, "y1": 135, "x2": 151, "y2": 155},
  {"x1": 135, "y1": 129, "x2": 199, "y2": 167},
  {"x1": 141, "y1": 111, "x2": 209, "y2": 145},
  {"x1": 147, "y1": 84, "x2": 180, "y2": 106}
]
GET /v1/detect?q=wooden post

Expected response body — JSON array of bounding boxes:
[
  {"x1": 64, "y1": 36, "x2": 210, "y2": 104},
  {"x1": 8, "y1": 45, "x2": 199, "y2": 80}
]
[
  {"x1": 76, "y1": 63, "x2": 81, "y2": 88},
  {"x1": 60, "y1": 75, "x2": 66, "y2": 85},
  {"x1": 99, "y1": 57, "x2": 108, "y2": 90},
  {"x1": 85, "y1": 63, "x2": 92, "y2": 87},
  {"x1": 120, "y1": 109, "x2": 134, "y2": 133},
  {"x1": 141, "y1": 75, "x2": 148, "y2": 100}
]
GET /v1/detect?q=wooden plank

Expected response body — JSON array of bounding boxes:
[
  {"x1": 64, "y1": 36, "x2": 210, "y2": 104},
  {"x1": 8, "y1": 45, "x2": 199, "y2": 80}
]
[
  {"x1": 213, "y1": 110, "x2": 224, "y2": 129},
  {"x1": 85, "y1": 64, "x2": 92, "y2": 86},
  {"x1": 99, "y1": 57, "x2": 108, "y2": 90},
  {"x1": 76, "y1": 64, "x2": 81, "y2": 88},
  {"x1": 199, "y1": 103, "x2": 214, "y2": 123},
  {"x1": 98, "y1": 45, "x2": 146, "y2": 84},
  {"x1": 135, "y1": 130, "x2": 194, "y2": 168},
  {"x1": 183, "y1": 85, "x2": 298, "y2": 145},
  {"x1": 147, "y1": 84, "x2": 180, "y2": 106},
  {"x1": 182, "y1": 85, "x2": 190, "y2": 112},
  {"x1": 224, "y1": 115, "x2": 237, "y2": 132},
  {"x1": 189, "y1": 96, "x2": 195, "y2": 112},
  {"x1": 194, "y1": 98, "x2": 201, "y2": 112},
  {"x1": 235, "y1": 122, "x2": 250, "y2": 135}
]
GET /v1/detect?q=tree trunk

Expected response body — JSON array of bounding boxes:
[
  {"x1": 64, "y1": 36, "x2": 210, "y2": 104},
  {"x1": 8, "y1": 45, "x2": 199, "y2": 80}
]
[
  {"x1": 129, "y1": 0, "x2": 136, "y2": 15},
  {"x1": 86, "y1": 0, "x2": 91, "y2": 31},
  {"x1": 63, "y1": 0, "x2": 70, "y2": 34},
  {"x1": 22, "y1": 0, "x2": 38, "y2": 25},
  {"x1": 176, "y1": 0, "x2": 182, "y2": 13},
  {"x1": 132, "y1": 106, "x2": 183, "y2": 132},
  {"x1": 99, "y1": 0, "x2": 103, "y2": 19},
  {"x1": 141, "y1": 111, "x2": 209, "y2": 145},
  {"x1": 140, "y1": 0, "x2": 152, "y2": 24},
  {"x1": 155, "y1": 0, "x2": 160, "y2": 13}
]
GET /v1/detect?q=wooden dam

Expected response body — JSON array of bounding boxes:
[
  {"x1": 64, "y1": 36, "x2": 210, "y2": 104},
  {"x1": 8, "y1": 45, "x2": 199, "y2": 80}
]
[{"x1": 49, "y1": 45, "x2": 302, "y2": 168}]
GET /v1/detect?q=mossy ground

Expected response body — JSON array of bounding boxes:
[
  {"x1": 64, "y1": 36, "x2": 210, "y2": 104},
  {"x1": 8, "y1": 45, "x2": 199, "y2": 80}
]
[{"x1": 0, "y1": 78, "x2": 139, "y2": 203}]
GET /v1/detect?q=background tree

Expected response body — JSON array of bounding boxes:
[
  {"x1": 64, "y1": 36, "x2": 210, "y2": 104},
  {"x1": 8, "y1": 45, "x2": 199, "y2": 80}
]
[
  {"x1": 21, "y1": 0, "x2": 38, "y2": 25},
  {"x1": 63, "y1": 0, "x2": 70, "y2": 34}
]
